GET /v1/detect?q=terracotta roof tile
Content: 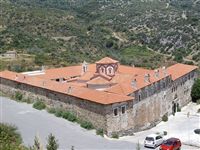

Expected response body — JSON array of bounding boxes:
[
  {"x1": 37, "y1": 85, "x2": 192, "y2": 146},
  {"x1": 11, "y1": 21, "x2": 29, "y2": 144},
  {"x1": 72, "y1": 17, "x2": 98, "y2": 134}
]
[
  {"x1": 96, "y1": 57, "x2": 118, "y2": 64},
  {"x1": 167, "y1": 63, "x2": 198, "y2": 80},
  {"x1": 0, "y1": 70, "x2": 133, "y2": 105},
  {"x1": 87, "y1": 76, "x2": 111, "y2": 85},
  {"x1": 0, "y1": 59, "x2": 198, "y2": 105}
]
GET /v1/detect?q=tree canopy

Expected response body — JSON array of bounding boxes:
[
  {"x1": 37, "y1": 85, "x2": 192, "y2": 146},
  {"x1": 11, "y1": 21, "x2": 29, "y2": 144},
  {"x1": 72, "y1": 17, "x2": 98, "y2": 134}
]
[{"x1": 191, "y1": 78, "x2": 200, "y2": 103}]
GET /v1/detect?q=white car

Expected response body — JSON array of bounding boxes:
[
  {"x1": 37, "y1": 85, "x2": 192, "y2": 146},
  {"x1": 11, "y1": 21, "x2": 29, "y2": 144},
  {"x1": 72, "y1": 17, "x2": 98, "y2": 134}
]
[{"x1": 144, "y1": 134, "x2": 163, "y2": 148}]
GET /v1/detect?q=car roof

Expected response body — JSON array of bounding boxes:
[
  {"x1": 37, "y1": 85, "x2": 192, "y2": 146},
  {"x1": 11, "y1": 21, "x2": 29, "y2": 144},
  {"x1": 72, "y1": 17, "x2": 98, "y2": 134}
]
[
  {"x1": 146, "y1": 134, "x2": 159, "y2": 137},
  {"x1": 167, "y1": 138, "x2": 180, "y2": 142}
]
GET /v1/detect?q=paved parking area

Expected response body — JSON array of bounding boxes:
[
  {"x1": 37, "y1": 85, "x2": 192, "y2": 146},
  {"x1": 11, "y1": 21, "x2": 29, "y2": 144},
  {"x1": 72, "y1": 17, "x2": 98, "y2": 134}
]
[{"x1": 119, "y1": 103, "x2": 200, "y2": 149}]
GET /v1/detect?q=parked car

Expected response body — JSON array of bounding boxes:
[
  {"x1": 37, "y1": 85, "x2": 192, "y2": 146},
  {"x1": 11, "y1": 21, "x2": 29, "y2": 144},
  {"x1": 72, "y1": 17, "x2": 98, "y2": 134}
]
[
  {"x1": 159, "y1": 138, "x2": 181, "y2": 150},
  {"x1": 144, "y1": 134, "x2": 163, "y2": 148}
]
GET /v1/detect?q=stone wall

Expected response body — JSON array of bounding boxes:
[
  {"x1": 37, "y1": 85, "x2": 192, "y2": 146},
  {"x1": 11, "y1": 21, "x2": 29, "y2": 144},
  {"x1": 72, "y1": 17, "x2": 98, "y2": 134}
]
[
  {"x1": 105, "y1": 70, "x2": 198, "y2": 137},
  {"x1": 0, "y1": 78, "x2": 107, "y2": 131},
  {"x1": 105, "y1": 88, "x2": 171, "y2": 137},
  {"x1": 170, "y1": 70, "x2": 198, "y2": 112}
]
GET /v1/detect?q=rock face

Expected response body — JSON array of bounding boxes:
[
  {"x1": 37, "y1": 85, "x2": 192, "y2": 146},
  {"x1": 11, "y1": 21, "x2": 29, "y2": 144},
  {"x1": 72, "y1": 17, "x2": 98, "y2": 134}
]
[{"x1": 0, "y1": 67, "x2": 197, "y2": 137}]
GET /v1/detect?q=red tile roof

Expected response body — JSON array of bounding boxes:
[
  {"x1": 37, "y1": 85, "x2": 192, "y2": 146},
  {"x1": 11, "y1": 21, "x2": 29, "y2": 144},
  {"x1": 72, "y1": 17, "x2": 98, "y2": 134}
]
[
  {"x1": 96, "y1": 57, "x2": 118, "y2": 64},
  {"x1": 0, "y1": 70, "x2": 133, "y2": 105},
  {"x1": 167, "y1": 63, "x2": 198, "y2": 80},
  {"x1": 0, "y1": 58, "x2": 198, "y2": 105},
  {"x1": 87, "y1": 76, "x2": 111, "y2": 85}
]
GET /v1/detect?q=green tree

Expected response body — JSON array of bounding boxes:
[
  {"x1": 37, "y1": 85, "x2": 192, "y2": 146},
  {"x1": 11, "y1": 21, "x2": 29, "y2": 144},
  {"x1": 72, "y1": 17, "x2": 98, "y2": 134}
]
[
  {"x1": 46, "y1": 133, "x2": 59, "y2": 150},
  {"x1": 191, "y1": 79, "x2": 200, "y2": 103},
  {"x1": 0, "y1": 123, "x2": 25, "y2": 150},
  {"x1": 31, "y1": 135, "x2": 43, "y2": 150}
]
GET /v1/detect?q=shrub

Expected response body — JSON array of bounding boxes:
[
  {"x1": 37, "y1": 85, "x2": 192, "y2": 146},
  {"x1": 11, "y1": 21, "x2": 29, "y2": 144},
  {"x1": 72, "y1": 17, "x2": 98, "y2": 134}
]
[
  {"x1": 111, "y1": 132, "x2": 119, "y2": 139},
  {"x1": 54, "y1": 109, "x2": 63, "y2": 117},
  {"x1": 177, "y1": 107, "x2": 181, "y2": 112},
  {"x1": 80, "y1": 121, "x2": 94, "y2": 130},
  {"x1": 191, "y1": 79, "x2": 200, "y2": 103},
  {"x1": 15, "y1": 92, "x2": 23, "y2": 101},
  {"x1": 197, "y1": 99, "x2": 200, "y2": 105},
  {"x1": 162, "y1": 114, "x2": 168, "y2": 122},
  {"x1": 197, "y1": 108, "x2": 200, "y2": 113},
  {"x1": 61, "y1": 111, "x2": 70, "y2": 119},
  {"x1": 33, "y1": 100, "x2": 46, "y2": 110},
  {"x1": 96, "y1": 128, "x2": 104, "y2": 137},
  {"x1": 46, "y1": 133, "x2": 59, "y2": 150},
  {"x1": 66, "y1": 112, "x2": 77, "y2": 122},
  {"x1": 163, "y1": 131, "x2": 167, "y2": 135},
  {"x1": 47, "y1": 107, "x2": 56, "y2": 114},
  {"x1": 0, "y1": 123, "x2": 24, "y2": 149}
]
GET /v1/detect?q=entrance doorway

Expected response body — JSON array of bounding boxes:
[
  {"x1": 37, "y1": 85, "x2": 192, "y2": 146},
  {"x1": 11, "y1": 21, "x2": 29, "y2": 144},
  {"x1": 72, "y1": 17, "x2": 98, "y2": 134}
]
[{"x1": 172, "y1": 101, "x2": 176, "y2": 114}]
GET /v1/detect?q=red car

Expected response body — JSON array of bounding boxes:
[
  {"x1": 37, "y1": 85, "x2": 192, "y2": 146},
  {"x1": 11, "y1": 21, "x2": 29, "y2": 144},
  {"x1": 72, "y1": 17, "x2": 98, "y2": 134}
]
[{"x1": 159, "y1": 138, "x2": 181, "y2": 150}]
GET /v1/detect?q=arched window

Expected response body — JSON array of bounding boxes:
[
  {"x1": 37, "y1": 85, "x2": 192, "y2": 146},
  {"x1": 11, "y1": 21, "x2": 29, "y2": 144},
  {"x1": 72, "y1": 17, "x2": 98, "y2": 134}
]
[
  {"x1": 100, "y1": 66, "x2": 105, "y2": 74},
  {"x1": 107, "y1": 66, "x2": 114, "y2": 75}
]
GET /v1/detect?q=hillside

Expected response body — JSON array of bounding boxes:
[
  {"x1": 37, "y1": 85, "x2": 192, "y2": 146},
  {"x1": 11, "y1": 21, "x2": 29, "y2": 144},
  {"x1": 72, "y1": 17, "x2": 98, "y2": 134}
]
[{"x1": 0, "y1": 0, "x2": 199, "y2": 71}]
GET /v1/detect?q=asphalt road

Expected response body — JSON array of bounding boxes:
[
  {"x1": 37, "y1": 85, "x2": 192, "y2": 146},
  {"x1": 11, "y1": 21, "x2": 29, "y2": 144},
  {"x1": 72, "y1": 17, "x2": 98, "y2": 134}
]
[
  {"x1": 0, "y1": 97, "x2": 198, "y2": 150},
  {"x1": 0, "y1": 97, "x2": 135, "y2": 150}
]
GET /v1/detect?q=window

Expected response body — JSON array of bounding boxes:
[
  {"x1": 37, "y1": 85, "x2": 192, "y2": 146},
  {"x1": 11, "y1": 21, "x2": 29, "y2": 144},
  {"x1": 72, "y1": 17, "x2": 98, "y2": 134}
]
[
  {"x1": 138, "y1": 94, "x2": 141, "y2": 101},
  {"x1": 121, "y1": 106, "x2": 126, "y2": 114},
  {"x1": 156, "y1": 136, "x2": 162, "y2": 140},
  {"x1": 101, "y1": 68, "x2": 104, "y2": 73},
  {"x1": 113, "y1": 108, "x2": 118, "y2": 116}
]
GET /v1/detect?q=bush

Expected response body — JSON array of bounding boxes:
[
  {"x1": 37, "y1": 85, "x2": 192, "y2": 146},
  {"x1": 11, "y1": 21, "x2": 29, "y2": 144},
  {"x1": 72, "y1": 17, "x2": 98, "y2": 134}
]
[
  {"x1": 47, "y1": 107, "x2": 56, "y2": 114},
  {"x1": 62, "y1": 111, "x2": 70, "y2": 119},
  {"x1": 33, "y1": 100, "x2": 46, "y2": 110},
  {"x1": 197, "y1": 108, "x2": 200, "y2": 113},
  {"x1": 111, "y1": 132, "x2": 119, "y2": 139},
  {"x1": 54, "y1": 109, "x2": 64, "y2": 117},
  {"x1": 177, "y1": 107, "x2": 181, "y2": 112},
  {"x1": 163, "y1": 131, "x2": 167, "y2": 135},
  {"x1": 0, "y1": 123, "x2": 24, "y2": 150},
  {"x1": 96, "y1": 128, "x2": 104, "y2": 137},
  {"x1": 80, "y1": 121, "x2": 94, "y2": 130},
  {"x1": 197, "y1": 99, "x2": 200, "y2": 105},
  {"x1": 66, "y1": 112, "x2": 77, "y2": 122},
  {"x1": 46, "y1": 133, "x2": 59, "y2": 150},
  {"x1": 162, "y1": 114, "x2": 168, "y2": 122},
  {"x1": 191, "y1": 79, "x2": 200, "y2": 103},
  {"x1": 15, "y1": 92, "x2": 23, "y2": 101}
]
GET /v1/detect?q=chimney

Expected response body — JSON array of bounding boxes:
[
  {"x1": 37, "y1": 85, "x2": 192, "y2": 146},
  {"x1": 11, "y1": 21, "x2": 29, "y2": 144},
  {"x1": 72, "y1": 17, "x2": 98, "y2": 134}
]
[
  {"x1": 154, "y1": 69, "x2": 159, "y2": 78},
  {"x1": 15, "y1": 75, "x2": 18, "y2": 80},
  {"x1": 144, "y1": 74, "x2": 150, "y2": 83},
  {"x1": 131, "y1": 79, "x2": 137, "y2": 89},
  {"x1": 82, "y1": 60, "x2": 88, "y2": 75},
  {"x1": 67, "y1": 86, "x2": 72, "y2": 94},
  {"x1": 162, "y1": 66, "x2": 167, "y2": 76},
  {"x1": 41, "y1": 65, "x2": 45, "y2": 72}
]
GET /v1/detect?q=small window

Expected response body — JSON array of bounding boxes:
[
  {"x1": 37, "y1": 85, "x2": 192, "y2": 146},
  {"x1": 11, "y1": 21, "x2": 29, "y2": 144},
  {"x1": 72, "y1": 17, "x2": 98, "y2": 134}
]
[
  {"x1": 121, "y1": 106, "x2": 126, "y2": 114},
  {"x1": 156, "y1": 136, "x2": 162, "y2": 140},
  {"x1": 138, "y1": 94, "x2": 141, "y2": 101},
  {"x1": 113, "y1": 108, "x2": 118, "y2": 116}
]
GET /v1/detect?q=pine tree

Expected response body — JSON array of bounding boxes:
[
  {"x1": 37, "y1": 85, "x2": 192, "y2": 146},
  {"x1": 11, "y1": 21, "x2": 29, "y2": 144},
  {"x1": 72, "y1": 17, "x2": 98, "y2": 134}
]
[
  {"x1": 46, "y1": 133, "x2": 59, "y2": 150},
  {"x1": 136, "y1": 141, "x2": 141, "y2": 150},
  {"x1": 31, "y1": 135, "x2": 43, "y2": 150}
]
